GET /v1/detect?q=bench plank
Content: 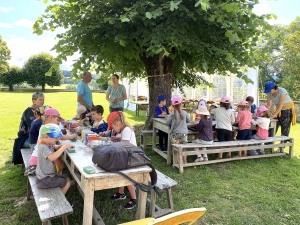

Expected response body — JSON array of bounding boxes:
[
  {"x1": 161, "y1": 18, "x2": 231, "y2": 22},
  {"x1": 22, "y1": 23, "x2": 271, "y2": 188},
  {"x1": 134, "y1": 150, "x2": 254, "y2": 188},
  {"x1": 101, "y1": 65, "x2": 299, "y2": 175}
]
[{"x1": 21, "y1": 149, "x2": 73, "y2": 223}]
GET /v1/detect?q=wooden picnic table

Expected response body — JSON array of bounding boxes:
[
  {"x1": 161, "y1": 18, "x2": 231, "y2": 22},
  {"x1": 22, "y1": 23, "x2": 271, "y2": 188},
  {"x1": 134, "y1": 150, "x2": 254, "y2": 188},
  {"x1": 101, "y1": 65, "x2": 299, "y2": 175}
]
[
  {"x1": 130, "y1": 101, "x2": 149, "y2": 116},
  {"x1": 59, "y1": 138, "x2": 151, "y2": 225}
]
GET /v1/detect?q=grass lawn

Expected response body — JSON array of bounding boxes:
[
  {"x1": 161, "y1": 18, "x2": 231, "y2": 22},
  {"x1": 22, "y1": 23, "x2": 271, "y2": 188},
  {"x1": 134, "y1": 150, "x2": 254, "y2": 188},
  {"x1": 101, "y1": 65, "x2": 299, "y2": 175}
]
[{"x1": 1, "y1": 91, "x2": 300, "y2": 225}]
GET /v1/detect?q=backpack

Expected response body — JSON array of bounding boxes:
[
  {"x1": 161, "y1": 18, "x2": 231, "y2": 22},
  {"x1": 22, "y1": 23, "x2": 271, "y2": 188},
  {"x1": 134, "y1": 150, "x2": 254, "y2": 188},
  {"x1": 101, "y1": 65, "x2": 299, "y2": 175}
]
[{"x1": 92, "y1": 142, "x2": 161, "y2": 198}]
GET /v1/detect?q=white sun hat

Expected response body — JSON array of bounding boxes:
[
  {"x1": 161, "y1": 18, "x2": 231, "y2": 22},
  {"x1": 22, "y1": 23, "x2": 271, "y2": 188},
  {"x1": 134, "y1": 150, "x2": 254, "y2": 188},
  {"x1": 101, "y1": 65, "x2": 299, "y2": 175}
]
[{"x1": 195, "y1": 105, "x2": 210, "y2": 115}]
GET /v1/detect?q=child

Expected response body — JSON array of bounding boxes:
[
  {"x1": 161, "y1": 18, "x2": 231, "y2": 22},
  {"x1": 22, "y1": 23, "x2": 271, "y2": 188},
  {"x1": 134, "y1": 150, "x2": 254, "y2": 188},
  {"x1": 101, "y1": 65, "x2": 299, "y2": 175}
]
[
  {"x1": 235, "y1": 100, "x2": 252, "y2": 157},
  {"x1": 193, "y1": 106, "x2": 213, "y2": 162},
  {"x1": 29, "y1": 107, "x2": 44, "y2": 151},
  {"x1": 73, "y1": 105, "x2": 90, "y2": 125},
  {"x1": 209, "y1": 103, "x2": 218, "y2": 120},
  {"x1": 90, "y1": 105, "x2": 108, "y2": 133},
  {"x1": 246, "y1": 96, "x2": 257, "y2": 114},
  {"x1": 106, "y1": 111, "x2": 137, "y2": 209},
  {"x1": 155, "y1": 95, "x2": 169, "y2": 151},
  {"x1": 250, "y1": 106, "x2": 270, "y2": 155},
  {"x1": 25, "y1": 108, "x2": 77, "y2": 176},
  {"x1": 211, "y1": 96, "x2": 235, "y2": 159},
  {"x1": 35, "y1": 124, "x2": 74, "y2": 195},
  {"x1": 165, "y1": 97, "x2": 191, "y2": 164}
]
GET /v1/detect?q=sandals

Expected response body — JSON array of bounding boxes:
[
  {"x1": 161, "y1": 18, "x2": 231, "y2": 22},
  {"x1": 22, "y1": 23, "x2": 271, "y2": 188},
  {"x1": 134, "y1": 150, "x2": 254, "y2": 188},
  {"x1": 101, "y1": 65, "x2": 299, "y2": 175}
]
[{"x1": 226, "y1": 154, "x2": 232, "y2": 158}]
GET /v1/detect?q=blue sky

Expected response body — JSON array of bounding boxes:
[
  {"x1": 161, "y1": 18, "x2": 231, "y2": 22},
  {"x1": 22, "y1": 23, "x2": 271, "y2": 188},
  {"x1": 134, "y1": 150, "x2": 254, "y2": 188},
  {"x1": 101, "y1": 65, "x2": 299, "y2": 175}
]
[{"x1": 0, "y1": 0, "x2": 299, "y2": 70}]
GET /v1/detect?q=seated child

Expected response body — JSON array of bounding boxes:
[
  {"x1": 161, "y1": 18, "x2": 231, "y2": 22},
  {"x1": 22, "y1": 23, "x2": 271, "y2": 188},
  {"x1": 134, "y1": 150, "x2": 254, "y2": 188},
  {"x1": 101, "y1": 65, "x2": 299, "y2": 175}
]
[
  {"x1": 155, "y1": 95, "x2": 169, "y2": 151},
  {"x1": 35, "y1": 124, "x2": 74, "y2": 195},
  {"x1": 73, "y1": 105, "x2": 91, "y2": 126},
  {"x1": 193, "y1": 106, "x2": 213, "y2": 162},
  {"x1": 90, "y1": 105, "x2": 108, "y2": 134},
  {"x1": 250, "y1": 106, "x2": 270, "y2": 155},
  {"x1": 246, "y1": 96, "x2": 257, "y2": 114}
]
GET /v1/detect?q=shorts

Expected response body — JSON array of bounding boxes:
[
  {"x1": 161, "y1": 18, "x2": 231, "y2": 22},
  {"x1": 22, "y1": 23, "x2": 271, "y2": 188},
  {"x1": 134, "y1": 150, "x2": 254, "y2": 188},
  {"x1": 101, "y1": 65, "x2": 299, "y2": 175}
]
[
  {"x1": 170, "y1": 133, "x2": 188, "y2": 144},
  {"x1": 36, "y1": 174, "x2": 68, "y2": 189},
  {"x1": 216, "y1": 129, "x2": 232, "y2": 142},
  {"x1": 236, "y1": 129, "x2": 252, "y2": 140}
]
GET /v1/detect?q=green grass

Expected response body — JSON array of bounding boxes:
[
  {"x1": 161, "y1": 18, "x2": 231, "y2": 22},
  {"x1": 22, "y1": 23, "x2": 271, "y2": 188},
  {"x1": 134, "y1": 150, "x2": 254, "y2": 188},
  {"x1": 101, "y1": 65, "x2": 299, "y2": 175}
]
[{"x1": 1, "y1": 91, "x2": 300, "y2": 225}]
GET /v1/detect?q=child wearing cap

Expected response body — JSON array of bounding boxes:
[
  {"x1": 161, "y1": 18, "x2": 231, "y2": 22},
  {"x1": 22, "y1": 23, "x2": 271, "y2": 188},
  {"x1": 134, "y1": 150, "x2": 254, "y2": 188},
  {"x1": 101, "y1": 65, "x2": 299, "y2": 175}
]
[
  {"x1": 250, "y1": 106, "x2": 270, "y2": 155},
  {"x1": 166, "y1": 97, "x2": 191, "y2": 164},
  {"x1": 73, "y1": 105, "x2": 91, "y2": 125},
  {"x1": 155, "y1": 95, "x2": 169, "y2": 151},
  {"x1": 193, "y1": 106, "x2": 213, "y2": 162},
  {"x1": 90, "y1": 105, "x2": 108, "y2": 134},
  {"x1": 211, "y1": 96, "x2": 235, "y2": 159},
  {"x1": 235, "y1": 100, "x2": 252, "y2": 157},
  {"x1": 105, "y1": 111, "x2": 138, "y2": 210},
  {"x1": 35, "y1": 124, "x2": 74, "y2": 195}
]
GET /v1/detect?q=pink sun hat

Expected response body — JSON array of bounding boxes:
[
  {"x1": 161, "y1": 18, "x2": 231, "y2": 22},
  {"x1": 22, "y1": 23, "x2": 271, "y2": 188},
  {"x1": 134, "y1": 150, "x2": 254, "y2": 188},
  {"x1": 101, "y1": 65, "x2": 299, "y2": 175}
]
[
  {"x1": 220, "y1": 96, "x2": 230, "y2": 103},
  {"x1": 238, "y1": 100, "x2": 249, "y2": 106},
  {"x1": 44, "y1": 108, "x2": 65, "y2": 122},
  {"x1": 171, "y1": 97, "x2": 182, "y2": 105},
  {"x1": 256, "y1": 105, "x2": 268, "y2": 116}
]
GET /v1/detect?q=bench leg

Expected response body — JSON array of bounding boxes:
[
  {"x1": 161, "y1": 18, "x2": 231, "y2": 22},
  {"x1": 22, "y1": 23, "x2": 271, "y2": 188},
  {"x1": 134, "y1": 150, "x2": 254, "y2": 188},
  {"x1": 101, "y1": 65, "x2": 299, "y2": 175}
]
[
  {"x1": 27, "y1": 178, "x2": 32, "y2": 200},
  {"x1": 165, "y1": 188, "x2": 174, "y2": 212},
  {"x1": 42, "y1": 221, "x2": 51, "y2": 225},
  {"x1": 62, "y1": 215, "x2": 69, "y2": 225},
  {"x1": 150, "y1": 189, "x2": 157, "y2": 217},
  {"x1": 178, "y1": 147, "x2": 183, "y2": 174},
  {"x1": 289, "y1": 138, "x2": 294, "y2": 158}
]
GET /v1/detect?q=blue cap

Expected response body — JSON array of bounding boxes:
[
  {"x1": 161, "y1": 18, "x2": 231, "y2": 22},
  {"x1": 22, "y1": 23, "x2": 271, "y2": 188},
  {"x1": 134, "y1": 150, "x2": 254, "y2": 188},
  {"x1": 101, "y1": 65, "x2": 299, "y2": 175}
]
[
  {"x1": 264, "y1": 81, "x2": 276, "y2": 93},
  {"x1": 40, "y1": 123, "x2": 63, "y2": 138},
  {"x1": 157, "y1": 95, "x2": 166, "y2": 103}
]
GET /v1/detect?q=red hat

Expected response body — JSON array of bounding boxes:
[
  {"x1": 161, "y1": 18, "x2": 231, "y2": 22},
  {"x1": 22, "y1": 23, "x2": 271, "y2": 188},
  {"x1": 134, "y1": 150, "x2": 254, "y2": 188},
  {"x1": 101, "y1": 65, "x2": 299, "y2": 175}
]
[
  {"x1": 106, "y1": 111, "x2": 121, "y2": 130},
  {"x1": 44, "y1": 108, "x2": 64, "y2": 122}
]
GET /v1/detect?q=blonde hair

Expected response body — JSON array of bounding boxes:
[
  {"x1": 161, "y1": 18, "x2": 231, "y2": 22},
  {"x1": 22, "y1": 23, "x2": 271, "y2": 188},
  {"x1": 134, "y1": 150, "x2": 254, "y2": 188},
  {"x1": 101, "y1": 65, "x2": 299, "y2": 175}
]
[
  {"x1": 112, "y1": 112, "x2": 134, "y2": 130},
  {"x1": 238, "y1": 105, "x2": 249, "y2": 111},
  {"x1": 173, "y1": 104, "x2": 184, "y2": 120}
]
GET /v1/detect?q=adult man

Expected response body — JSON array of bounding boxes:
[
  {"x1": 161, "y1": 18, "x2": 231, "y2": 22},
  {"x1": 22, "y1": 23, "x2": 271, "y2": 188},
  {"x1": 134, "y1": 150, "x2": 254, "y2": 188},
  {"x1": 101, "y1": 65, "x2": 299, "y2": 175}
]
[{"x1": 77, "y1": 71, "x2": 93, "y2": 110}]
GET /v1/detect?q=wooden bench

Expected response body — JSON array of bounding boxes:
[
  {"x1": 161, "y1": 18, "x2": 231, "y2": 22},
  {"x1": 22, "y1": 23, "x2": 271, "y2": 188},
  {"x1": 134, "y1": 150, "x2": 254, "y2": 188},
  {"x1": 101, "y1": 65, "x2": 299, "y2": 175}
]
[
  {"x1": 140, "y1": 130, "x2": 158, "y2": 150},
  {"x1": 172, "y1": 136, "x2": 294, "y2": 173},
  {"x1": 21, "y1": 148, "x2": 73, "y2": 225},
  {"x1": 147, "y1": 170, "x2": 178, "y2": 218}
]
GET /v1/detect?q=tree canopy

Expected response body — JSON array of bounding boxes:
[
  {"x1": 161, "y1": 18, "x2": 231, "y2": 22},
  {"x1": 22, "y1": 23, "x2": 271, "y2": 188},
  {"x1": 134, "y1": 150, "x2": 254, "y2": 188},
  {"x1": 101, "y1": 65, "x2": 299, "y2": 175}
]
[
  {"x1": 0, "y1": 35, "x2": 11, "y2": 75},
  {"x1": 0, "y1": 66, "x2": 24, "y2": 91},
  {"x1": 23, "y1": 52, "x2": 64, "y2": 91},
  {"x1": 34, "y1": 0, "x2": 271, "y2": 127}
]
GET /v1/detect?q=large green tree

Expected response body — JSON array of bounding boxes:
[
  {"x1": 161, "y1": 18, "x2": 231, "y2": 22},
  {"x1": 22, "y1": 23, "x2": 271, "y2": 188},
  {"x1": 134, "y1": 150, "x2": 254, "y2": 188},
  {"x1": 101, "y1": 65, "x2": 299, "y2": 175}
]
[
  {"x1": 0, "y1": 66, "x2": 24, "y2": 91},
  {"x1": 0, "y1": 35, "x2": 11, "y2": 75},
  {"x1": 23, "y1": 53, "x2": 64, "y2": 91},
  {"x1": 34, "y1": 0, "x2": 271, "y2": 127}
]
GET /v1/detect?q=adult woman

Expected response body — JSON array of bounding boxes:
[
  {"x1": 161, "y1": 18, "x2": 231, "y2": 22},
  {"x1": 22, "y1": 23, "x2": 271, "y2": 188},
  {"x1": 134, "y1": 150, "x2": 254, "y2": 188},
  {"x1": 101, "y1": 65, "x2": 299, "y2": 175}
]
[
  {"x1": 12, "y1": 92, "x2": 45, "y2": 164},
  {"x1": 106, "y1": 74, "x2": 127, "y2": 112},
  {"x1": 264, "y1": 81, "x2": 296, "y2": 136}
]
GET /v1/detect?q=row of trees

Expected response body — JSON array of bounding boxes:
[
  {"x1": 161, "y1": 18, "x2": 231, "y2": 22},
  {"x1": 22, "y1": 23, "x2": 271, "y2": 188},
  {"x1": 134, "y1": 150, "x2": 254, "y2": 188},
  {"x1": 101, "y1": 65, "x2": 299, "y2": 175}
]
[
  {"x1": 0, "y1": 37, "x2": 63, "y2": 91},
  {"x1": 258, "y1": 17, "x2": 300, "y2": 100}
]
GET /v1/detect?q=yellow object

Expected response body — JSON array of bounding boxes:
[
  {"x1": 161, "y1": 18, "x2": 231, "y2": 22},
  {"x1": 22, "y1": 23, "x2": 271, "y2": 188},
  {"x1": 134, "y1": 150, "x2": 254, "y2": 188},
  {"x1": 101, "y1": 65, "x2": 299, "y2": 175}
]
[
  {"x1": 118, "y1": 207, "x2": 206, "y2": 225},
  {"x1": 273, "y1": 102, "x2": 296, "y2": 125}
]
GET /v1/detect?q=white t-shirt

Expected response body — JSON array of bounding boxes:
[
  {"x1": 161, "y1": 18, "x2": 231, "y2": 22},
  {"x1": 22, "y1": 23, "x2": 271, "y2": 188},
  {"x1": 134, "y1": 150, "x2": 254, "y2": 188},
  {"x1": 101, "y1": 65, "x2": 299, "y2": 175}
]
[
  {"x1": 121, "y1": 126, "x2": 137, "y2": 146},
  {"x1": 212, "y1": 107, "x2": 235, "y2": 131}
]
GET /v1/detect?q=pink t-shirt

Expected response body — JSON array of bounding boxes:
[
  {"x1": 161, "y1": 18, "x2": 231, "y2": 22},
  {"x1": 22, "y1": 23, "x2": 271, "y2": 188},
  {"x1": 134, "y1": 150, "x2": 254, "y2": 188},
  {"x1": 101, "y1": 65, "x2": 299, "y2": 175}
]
[{"x1": 236, "y1": 110, "x2": 252, "y2": 130}]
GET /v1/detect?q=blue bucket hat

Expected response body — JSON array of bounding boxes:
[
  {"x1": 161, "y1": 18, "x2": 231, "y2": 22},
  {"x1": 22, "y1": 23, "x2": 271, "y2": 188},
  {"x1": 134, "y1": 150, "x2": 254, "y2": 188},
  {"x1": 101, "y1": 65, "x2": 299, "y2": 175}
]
[
  {"x1": 264, "y1": 81, "x2": 276, "y2": 93},
  {"x1": 40, "y1": 123, "x2": 63, "y2": 138},
  {"x1": 157, "y1": 95, "x2": 166, "y2": 103}
]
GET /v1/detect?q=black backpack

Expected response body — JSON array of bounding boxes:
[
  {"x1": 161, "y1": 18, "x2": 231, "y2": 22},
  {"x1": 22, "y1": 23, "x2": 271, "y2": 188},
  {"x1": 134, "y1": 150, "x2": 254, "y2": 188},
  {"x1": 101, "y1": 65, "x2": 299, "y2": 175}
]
[{"x1": 92, "y1": 142, "x2": 161, "y2": 198}]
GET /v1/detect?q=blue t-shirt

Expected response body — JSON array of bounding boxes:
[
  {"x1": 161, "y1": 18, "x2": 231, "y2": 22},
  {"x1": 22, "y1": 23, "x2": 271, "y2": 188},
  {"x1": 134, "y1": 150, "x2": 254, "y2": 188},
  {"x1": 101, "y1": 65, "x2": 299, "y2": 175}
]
[
  {"x1": 91, "y1": 121, "x2": 108, "y2": 134},
  {"x1": 29, "y1": 119, "x2": 43, "y2": 144},
  {"x1": 251, "y1": 104, "x2": 257, "y2": 114},
  {"x1": 155, "y1": 105, "x2": 169, "y2": 117},
  {"x1": 77, "y1": 80, "x2": 93, "y2": 107}
]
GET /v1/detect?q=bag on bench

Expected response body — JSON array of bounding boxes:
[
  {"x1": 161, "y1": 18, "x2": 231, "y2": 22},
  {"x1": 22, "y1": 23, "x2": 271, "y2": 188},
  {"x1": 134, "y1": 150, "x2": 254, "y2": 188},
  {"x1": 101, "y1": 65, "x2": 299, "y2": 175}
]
[{"x1": 92, "y1": 142, "x2": 161, "y2": 196}]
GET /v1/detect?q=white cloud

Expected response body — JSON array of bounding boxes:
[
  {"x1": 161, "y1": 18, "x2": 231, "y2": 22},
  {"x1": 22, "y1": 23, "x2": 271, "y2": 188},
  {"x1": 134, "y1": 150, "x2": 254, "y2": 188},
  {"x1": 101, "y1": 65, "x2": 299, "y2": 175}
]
[
  {"x1": 267, "y1": 18, "x2": 291, "y2": 26},
  {"x1": 0, "y1": 22, "x2": 14, "y2": 28},
  {"x1": 0, "y1": 7, "x2": 13, "y2": 13},
  {"x1": 253, "y1": 4, "x2": 271, "y2": 16},
  {"x1": 14, "y1": 18, "x2": 33, "y2": 28}
]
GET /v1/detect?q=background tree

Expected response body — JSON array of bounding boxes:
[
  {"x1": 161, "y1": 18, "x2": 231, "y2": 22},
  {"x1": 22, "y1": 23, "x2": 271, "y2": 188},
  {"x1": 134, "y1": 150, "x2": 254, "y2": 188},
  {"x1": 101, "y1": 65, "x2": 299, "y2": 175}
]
[
  {"x1": 0, "y1": 35, "x2": 11, "y2": 75},
  {"x1": 23, "y1": 52, "x2": 63, "y2": 91},
  {"x1": 34, "y1": 0, "x2": 271, "y2": 127},
  {"x1": 0, "y1": 66, "x2": 24, "y2": 91}
]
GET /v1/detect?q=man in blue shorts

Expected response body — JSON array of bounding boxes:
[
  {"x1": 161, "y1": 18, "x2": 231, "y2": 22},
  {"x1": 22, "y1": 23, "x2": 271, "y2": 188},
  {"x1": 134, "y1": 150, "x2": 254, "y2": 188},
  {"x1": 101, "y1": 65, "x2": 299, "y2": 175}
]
[{"x1": 77, "y1": 71, "x2": 93, "y2": 110}]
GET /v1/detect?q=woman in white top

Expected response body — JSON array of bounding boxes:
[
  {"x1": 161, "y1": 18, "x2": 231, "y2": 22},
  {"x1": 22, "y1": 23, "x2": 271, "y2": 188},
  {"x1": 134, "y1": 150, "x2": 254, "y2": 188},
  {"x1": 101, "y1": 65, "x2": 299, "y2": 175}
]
[{"x1": 211, "y1": 96, "x2": 235, "y2": 159}]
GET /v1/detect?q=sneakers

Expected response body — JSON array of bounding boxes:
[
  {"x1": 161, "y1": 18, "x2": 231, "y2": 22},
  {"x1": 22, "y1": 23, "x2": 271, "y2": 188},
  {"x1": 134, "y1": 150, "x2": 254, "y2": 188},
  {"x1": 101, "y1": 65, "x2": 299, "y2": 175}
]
[
  {"x1": 257, "y1": 149, "x2": 265, "y2": 155},
  {"x1": 24, "y1": 165, "x2": 37, "y2": 176},
  {"x1": 124, "y1": 199, "x2": 136, "y2": 210},
  {"x1": 249, "y1": 150, "x2": 258, "y2": 156},
  {"x1": 193, "y1": 139, "x2": 201, "y2": 143},
  {"x1": 194, "y1": 156, "x2": 204, "y2": 162},
  {"x1": 110, "y1": 192, "x2": 126, "y2": 200},
  {"x1": 203, "y1": 157, "x2": 208, "y2": 161}
]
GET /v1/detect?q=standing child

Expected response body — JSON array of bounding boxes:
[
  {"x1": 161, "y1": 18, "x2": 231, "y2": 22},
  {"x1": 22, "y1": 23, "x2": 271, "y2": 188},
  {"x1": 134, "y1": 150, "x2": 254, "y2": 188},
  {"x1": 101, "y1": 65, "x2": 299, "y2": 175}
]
[
  {"x1": 250, "y1": 106, "x2": 270, "y2": 155},
  {"x1": 90, "y1": 105, "x2": 108, "y2": 133},
  {"x1": 246, "y1": 96, "x2": 257, "y2": 114},
  {"x1": 165, "y1": 97, "x2": 191, "y2": 164},
  {"x1": 211, "y1": 96, "x2": 235, "y2": 159},
  {"x1": 107, "y1": 111, "x2": 138, "y2": 210},
  {"x1": 155, "y1": 95, "x2": 169, "y2": 151},
  {"x1": 235, "y1": 100, "x2": 252, "y2": 157},
  {"x1": 35, "y1": 124, "x2": 74, "y2": 195},
  {"x1": 193, "y1": 106, "x2": 213, "y2": 162}
]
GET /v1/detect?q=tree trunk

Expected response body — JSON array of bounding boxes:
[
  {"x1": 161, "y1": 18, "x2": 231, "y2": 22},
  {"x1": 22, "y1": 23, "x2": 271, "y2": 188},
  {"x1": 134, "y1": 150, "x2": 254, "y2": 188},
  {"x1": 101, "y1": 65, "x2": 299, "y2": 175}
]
[
  {"x1": 140, "y1": 53, "x2": 173, "y2": 129},
  {"x1": 9, "y1": 84, "x2": 13, "y2": 91},
  {"x1": 42, "y1": 84, "x2": 45, "y2": 92}
]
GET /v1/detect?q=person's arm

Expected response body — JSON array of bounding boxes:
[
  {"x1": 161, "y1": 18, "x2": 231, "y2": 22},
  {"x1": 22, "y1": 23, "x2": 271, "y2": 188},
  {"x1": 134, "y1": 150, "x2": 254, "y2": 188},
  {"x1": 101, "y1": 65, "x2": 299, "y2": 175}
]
[
  {"x1": 77, "y1": 94, "x2": 92, "y2": 110},
  {"x1": 271, "y1": 94, "x2": 286, "y2": 119},
  {"x1": 196, "y1": 120, "x2": 204, "y2": 132},
  {"x1": 266, "y1": 95, "x2": 272, "y2": 110},
  {"x1": 47, "y1": 143, "x2": 74, "y2": 161},
  {"x1": 113, "y1": 86, "x2": 127, "y2": 103},
  {"x1": 60, "y1": 133, "x2": 77, "y2": 140},
  {"x1": 105, "y1": 91, "x2": 114, "y2": 103}
]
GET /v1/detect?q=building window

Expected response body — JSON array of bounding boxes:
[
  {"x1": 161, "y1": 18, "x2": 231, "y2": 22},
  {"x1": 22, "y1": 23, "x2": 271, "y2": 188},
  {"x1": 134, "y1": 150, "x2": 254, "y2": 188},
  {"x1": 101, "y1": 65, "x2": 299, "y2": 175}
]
[
  {"x1": 212, "y1": 75, "x2": 226, "y2": 100},
  {"x1": 233, "y1": 77, "x2": 247, "y2": 103}
]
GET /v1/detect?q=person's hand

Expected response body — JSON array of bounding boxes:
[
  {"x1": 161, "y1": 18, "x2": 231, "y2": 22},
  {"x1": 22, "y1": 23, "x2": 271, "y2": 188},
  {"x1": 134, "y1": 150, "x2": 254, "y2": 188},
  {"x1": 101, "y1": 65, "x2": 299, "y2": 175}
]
[
  {"x1": 64, "y1": 143, "x2": 75, "y2": 150},
  {"x1": 270, "y1": 115, "x2": 275, "y2": 119},
  {"x1": 98, "y1": 132, "x2": 104, "y2": 137},
  {"x1": 71, "y1": 133, "x2": 77, "y2": 139},
  {"x1": 113, "y1": 98, "x2": 119, "y2": 103}
]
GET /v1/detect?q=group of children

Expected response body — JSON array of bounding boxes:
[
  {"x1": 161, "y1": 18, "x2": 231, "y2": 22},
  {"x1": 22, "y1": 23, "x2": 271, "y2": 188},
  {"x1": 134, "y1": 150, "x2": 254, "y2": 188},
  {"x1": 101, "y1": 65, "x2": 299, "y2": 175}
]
[
  {"x1": 155, "y1": 95, "x2": 271, "y2": 162},
  {"x1": 26, "y1": 102, "x2": 138, "y2": 210}
]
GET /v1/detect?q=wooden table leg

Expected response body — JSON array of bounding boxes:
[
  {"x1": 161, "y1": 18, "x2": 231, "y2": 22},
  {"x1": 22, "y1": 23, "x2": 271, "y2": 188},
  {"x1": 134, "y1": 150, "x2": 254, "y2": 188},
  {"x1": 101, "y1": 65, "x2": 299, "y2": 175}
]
[
  {"x1": 82, "y1": 180, "x2": 95, "y2": 225},
  {"x1": 167, "y1": 133, "x2": 171, "y2": 165},
  {"x1": 135, "y1": 173, "x2": 148, "y2": 219}
]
